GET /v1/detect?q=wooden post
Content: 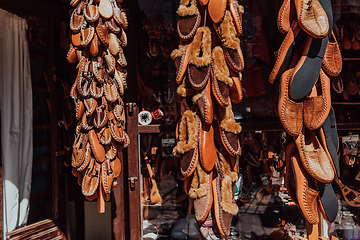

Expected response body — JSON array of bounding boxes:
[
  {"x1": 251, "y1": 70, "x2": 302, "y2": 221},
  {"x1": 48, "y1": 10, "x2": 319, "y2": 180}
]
[{"x1": 306, "y1": 221, "x2": 319, "y2": 240}]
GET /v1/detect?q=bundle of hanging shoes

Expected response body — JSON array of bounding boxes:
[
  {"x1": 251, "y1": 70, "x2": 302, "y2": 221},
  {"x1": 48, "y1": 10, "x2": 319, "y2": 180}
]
[
  {"x1": 270, "y1": 0, "x2": 343, "y2": 228},
  {"x1": 172, "y1": 0, "x2": 244, "y2": 238},
  {"x1": 67, "y1": 0, "x2": 129, "y2": 204}
]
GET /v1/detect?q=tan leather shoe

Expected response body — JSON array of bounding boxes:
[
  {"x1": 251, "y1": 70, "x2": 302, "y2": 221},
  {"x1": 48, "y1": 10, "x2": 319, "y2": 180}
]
[
  {"x1": 229, "y1": 0, "x2": 244, "y2": 36},
  {"x1": 72, "y1": 133, "x2": 89, "y2": 168},
  {"x1": 196, "y1": 80, "x2": 214, "y2": 126},
  {"x1": 291, "y1": 152, "x2": 319, "y2": 225},
  {"x1": 199, "y1": 123, "x2": 216, "y2": 172},
  {"x1": 82, "y1": 158, "x2": 100, "y2": 197},
  {"x1": 294, "y1": 127, "x2": 334, "y2": 183},
  {"x1": 284, "y1": 141, "x2": 298, "y2": 204},
  {"x1": 89, "y1": 129, "x2": 105, "y2": 163},
  {"x1": 208, "y1": 0, "x2": 226, "y2": 23},
  {"x1": 277, "y1": 0, "x2": 296, "y2": 34},
  {"x1": 171, "y1": 42, "x2": 193, "y2": 84},
  {"x1": 294, "y1": 0, "x2": 329, "y2": 38},
  {"x1": 67, "y1": 44, "x2": 78, "y2": 63},
  {"x1": 90, "y1": 80, "x2": 104, "y2": 99},
  {"x1": 70, "y1": 1, "x2": 85, "y2": 32},
  {"x1": 303, "y1": 69, "x2": 331, "y2": 130},
  {"x1": 84, "y1": 0, "x2": 99, "y2": 23},
  {"x1": 99, "y1": 0, "x2": 113, "y2": 19},
  {"x1": 96, "y1": 17, "x2": 109, "y2": 46},
  {"x1": 322, "y1": 31, "x2": 342, "y2": 77},
  {"x1": 89, "y1": 33, "x2": 99, "y2": 57}
]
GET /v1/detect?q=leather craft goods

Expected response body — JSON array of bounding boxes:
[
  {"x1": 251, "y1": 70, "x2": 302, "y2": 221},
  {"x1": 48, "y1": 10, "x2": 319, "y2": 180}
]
[
  {"x1": 176, "y1": 0, "x2": 201, "y2": 41},
  {"x1": 291, "y1": 152, "x2": 319, "y2": 225},
  {"x1": 289, "y1": 35, "x2": 329, "y2": 100},
  {"x1": 68, "y1": 0, "x2": 129, "y2": 212},
  {"x1": 331, "y1": 75, "x2": 344, "y2": 94},
  {"x1": 213, "y1": 11, "x2": 244, "y2": 73},
  {"x1": 189, "y1": 164, "x2": 213, "y2": 222},
  {"x1": 303, "y1": 69, "x2": 331, "y2": 131},
  {"x1": 208, "y1": 0, "x2": 226, "y2": 24},
  {"x1": 318, "y1": 107, "x2": 340, "y2": 178},
  {"x1": 145, "y1": 157, "x2": 162, "y2": 204},
  {"x1": 196, "y1": 80, "x2": 214, "y2": 126},
  {"x1": 294, "y1": 0, "x2": 329, "y2": 38},
  {"x1": 317, "y1": 181, "x2": 338, "y2": 223},
  {"x1": 171, "y1": 43, "x2": 193, "y2": 84},
  {"x1": 215, "y1": 101, "x2": 242, "y2": 156},
  {"x1": 278, "y1": 68, "x2": 303, "y2": 137},
  {"x1": 335, "y1": 178, "x2": 360, "y2": 208},
  {"x1": 213, "y1": 153, "x2": 238, "y2": 238},
  {"x1": 229, "y1": 0, "x2": 244, "y2": 37},
  {"x1": 294, "y1": 127, "x2": 334, "y2": 183},
  {"x1": 199, "y1": 123, "x2": 217, "y2": 172},
  {"x1": 211, "y1": 46, "x2": 233, "y2": 108},
  {"x1": 229, "y1": 70, "x2": 243, "y2": 104},
  {"x1": 277, "y1": 0, "x2": 296, "y2": 34},
  {"x1": 345, "y1": 72, "x2": 359, "y2": 95},
  {"x1": 322, "y1": 31, "x2": 342, "y2": 77},
  {"x1": 173, "y1": 110, "x2": 200, "y2": 179},
  {"x1": 268, "y1": 21, "x2": 306, "y2": 84},
  {"x1": 187, "y1": 26, "x2": 212, "y2": 91}
]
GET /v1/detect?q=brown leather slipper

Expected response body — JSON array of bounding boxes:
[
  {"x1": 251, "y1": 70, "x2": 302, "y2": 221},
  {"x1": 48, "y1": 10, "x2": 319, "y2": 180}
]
[
  {"x1": 268, "y1": 21, "x2": 305, "y2": 84},
  {"x1": 215, "y1": 101, "x2": 242, "y2": 156},
  {"x1": 294, "y1": 0, "x2": 329, "y2": 38},
  {"x1": 213, "y1": 154, "x2": 238, "y2": 237},
  {"x1": 189, "y1": 164, "x2": 213, "y2": 222},
  {"x1": 92, "y1": 56, "x2": 106, "y2": 84},
  {"x1": 188, "y1": 27, "x2": 212, "y2": 90},
  {"x1": 70, "y1": 1, "x2": 85, "y2": 32},
  {"x1": 72, "y1": 133, "x2": 89, "y2": 168},
  {"x1": 96, "y1": 17, "x2": 109, "y2": 46},
  {"x1": 194, "y1": 80, "x2": 214, "y2": 126},
  {"x1": 173, "y1": 110, "x2": 200, "y2": 178},
  {"x1": 176, "y1": 0, "x2": 201, "y2": 40},
  {"x1": 90, "y1": 80, "x2": 104, "y2": 99},
  {"x1": 80, "y1": 22, "x2": 95, "y2": 47},
  {"x1": 277, "y1": 0, "x2": 296, "y2": 34},
  {"x1": 211, "y1": 46, "x2": 233, "y2": 108},
  {"x1": 101, "y1": 159, "x2": 114, "y2": 201},
  {"x1": 75, "y1": 99, "x2": 85, "y2": 120},
  {"x1": 89, "y1": 129, "x2": 106, "y2": 163},
  {"x1": 229, "y1": 0, "x2": 244, "y2": 37},
  {"x1": 67, "y1": 44, "x2": 78, "y2": 63},
  {"x1": 84, "y1": 0, "x2": 99, "y2": 23},
  {"x1": 94, "y1": 97, "x2": 109, "y2": 129},
  {"x1": 294, "y1": 127, "x2": 334, "y2": 183},
  {"x1": 99, "y1": 0, "x2": 113, "y2": 19},
  {"x1": 208, "y1": 0, "x2": 227, "y2": 23},
  {"x1": 77, "y1": 143, "x2": 92, "y2": 172},
  {"x1": 98, "y1": 127, "x2": 112, "y2": 145},
  {"x1": 291, "y1": 152, "x2": 319, "y2": 225},
  {"x1": 278, "y1": 68, "x2": 303, "y2": 137},
  {"x1": 82, "y1": 159, "x2": 100, "y2": 197},
  {"x1": 303, "y1": 69, "x2": 331, "y2": 130},
  {"x1": 322, "y1": 31, "x2": 342, "y2": 77},
  {"x1": 213, "y1": 11, "x2": 244, "y2": 73},
  {"x1": 199, "y1": 123, "x2": 217, "y2": 172},
  {"x1": 171, "y1": 43, "x2": 193, "y2": 84},
  {"x1": 229, "y1": 71, "x2": 243, "y2": 104}
]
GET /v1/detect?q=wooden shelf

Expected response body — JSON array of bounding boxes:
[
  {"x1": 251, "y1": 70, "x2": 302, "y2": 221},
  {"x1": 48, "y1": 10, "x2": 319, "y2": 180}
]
[
  {"x1": 332, "y1": 102, "x2": 360, "y2": 105},
  {"x1": 138, "y1": 124, "x2": 176, "y2": 133}
]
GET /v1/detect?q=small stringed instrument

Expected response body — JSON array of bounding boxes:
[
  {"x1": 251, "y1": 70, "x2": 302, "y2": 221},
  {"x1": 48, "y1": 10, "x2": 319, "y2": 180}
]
[
  {"x1": 335, "y1": 178, "x2": 360, "y2": 208},
  {"x1": 145, "y1": 157, "x2": 162, "y2": 204}
]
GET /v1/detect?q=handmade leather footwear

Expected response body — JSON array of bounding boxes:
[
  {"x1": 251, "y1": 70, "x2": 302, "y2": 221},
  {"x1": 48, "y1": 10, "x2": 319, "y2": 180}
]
[
  {"x1": 75, "y1": 99, "x2": 85, "y2": 120},
  {"x1": 99, "y1": 0, "x2": 113, "y2": 19},
  {"x1": 108, "y1": 112, "x2": 125, "y2": 142},
  {"x1": 108, "y1": 33, "x2": 121, "y2": 56},
  {"x1": 294, "y1": 127, "x2": 334, "y2": 183},
  {"x1": 67, "y1": 44, "x2": 78, "y2": 63},
  {"x1": 211, "y1": 46, "x2": 233, "y2": 108},
  {"x1": 213, "y1": 11, "x2": 244, "y2": 73},
  {"x1": 94, "y1": 97, "x2": 109, "y2": 129},
  {"x1": 77, "y1": 143, "x2": 92, "y2": 172},
  {"x1": 294, "y1": 0, "x2": 329, "y2": 38},
  {"x1": 208, "y1": 0, "x2": 226, "y2": 23},
  {"x1": 89, "y1": 129, "x2": 106, "y2": 163},
  {"x1": 199, "y1": 123, "x2": 217, "y2": 172},
  {"x1": 98, "y1": 126, "x2": 112, "y2": 145},
  {"x1": 229, "y1": 0, "x2": 244, "y2": 36},
  {"x1": 188, "y1": 26, "x2": 211, "y2": 90},
  {"x1": 106, "y1": 18, "x2": 121, "y2": 34},
  {"x1": 101, "y1": 159, "x2": 114, "y2": 201},
  {"x1": 195, "y1": 79, "x2": 214, "y2": 126},
  {"x1": 215, "y1": 101, "x2": 242, "y2": 156},
  {"x1": 176, "y1": 0, "x2": 201, "y2": 40},
  {"x1": 331, "y1": 75, "x2": 344, "y2": 94},
  {"x1": 93, "y1": 56, "x2": 106, "y2": 84},
  {"x1": 173, "y1": 110, "x2": 200, "y2": 178},
  {"x1": 84, "y1": 98, "x2": 97, "y2": 116},
  {"x1": 104, "y1": 142, "x2": 117, "y2": 160},
  {"x1": 171, "y1": 42, "x2": 193, "y2": 84},
  {"x1": 70, "y1": 1, "x2": 85, "y2": 32},
  {"x1": 345, "y1": 72, "x2": 359, "y2": 95},
  {"x1": 290, "y1": 35, "x2": 329, "y2": 100},
  {"x1": 82, "y1": 159, "x2": 100, "y2": 197},
  {"x1": 90, "y1": 80, "x2": 104, "y2": 98},
  {"x1": 72, "y1": 133, "x2": 89, "y2": 168},
  {"x1": 213, "y1": 154, "x2": 238, "y2": 237},
  {"x1": 303, "y1": 69, "x2": 331, "y2": 130},
  {"x1": 277, "y1": 0, "x2": 296, "y2": 34},
  {"x1": 268, "y1": 21, "x2": 306, "y2": 84},
  {"x1": 117, "y1": 46, "x2": 127, "y2": 68},
  {"x1": 189, "y1": 164, "x2": 213, "y2": 222},
  {"x1": 84, "y1": 0, "x2": 99, "y2": 23},
  {"x1": 96, "y1": 17, "x2": 109, "y2": 46},
  {"x1": 89, "y1": 33, "x2": 100, "y2": 57},
  {"x1": 278, "y1": 68, "x2": 303, "y2": 137},
  {"x1": 322, "y1": 31, "x2": 342, "y2": 77},
  {"x1": 291, "y1": 152, "x2": 319, "y2": 225},
  {"x1": 80, "y1": 22, "x2": 95, "y2": 47},
  {"x1": 317, "y1": 181, "x2": 338, "y2": 223},
  {"x1": 229, "y1": 70, "x2": 243, "y2": 104}
]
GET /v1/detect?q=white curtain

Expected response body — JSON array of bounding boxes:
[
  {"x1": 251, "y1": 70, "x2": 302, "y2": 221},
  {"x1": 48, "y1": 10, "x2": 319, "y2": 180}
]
[{"x1": 0, "y1": 8, "x2": 33, "y2": 239}]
